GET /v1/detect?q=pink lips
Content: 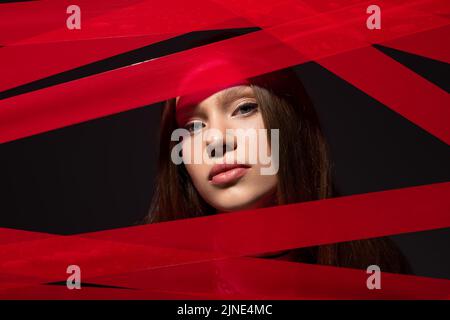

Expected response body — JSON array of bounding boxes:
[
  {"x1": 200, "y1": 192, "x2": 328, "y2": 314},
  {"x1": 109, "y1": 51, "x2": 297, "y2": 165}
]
[{"x1": 208, "y1": 163, "x2": 251, "y2": 186}]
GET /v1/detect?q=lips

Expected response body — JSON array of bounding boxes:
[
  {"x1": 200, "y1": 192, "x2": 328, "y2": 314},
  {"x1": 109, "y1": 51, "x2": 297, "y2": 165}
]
[{"x1": 208, "y1": 163, "x2": 251, "y2": 186}]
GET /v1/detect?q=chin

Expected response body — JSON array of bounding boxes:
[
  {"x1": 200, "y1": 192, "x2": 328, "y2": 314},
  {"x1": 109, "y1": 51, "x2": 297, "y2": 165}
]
[
  {"x1": 210, "y1": 194, "x2": 272, "y2": 213},
  {"x1": 214, "y1": 202, "x2": 254, "y2": 213},
  {"x1": 200, "y1": 181, "x2": 278, "y2": 213}
]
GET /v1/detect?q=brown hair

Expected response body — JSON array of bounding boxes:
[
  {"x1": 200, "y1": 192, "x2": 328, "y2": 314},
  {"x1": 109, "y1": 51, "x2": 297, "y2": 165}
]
[{"x1": 144, "y1": 67, "x2": 411, "y2": 274}]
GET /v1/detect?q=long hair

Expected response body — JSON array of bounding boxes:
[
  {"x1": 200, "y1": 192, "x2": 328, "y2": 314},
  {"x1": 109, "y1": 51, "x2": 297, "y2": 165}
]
[{"x1": 144, "y1": 67, "x2": 411, "y2": 274}]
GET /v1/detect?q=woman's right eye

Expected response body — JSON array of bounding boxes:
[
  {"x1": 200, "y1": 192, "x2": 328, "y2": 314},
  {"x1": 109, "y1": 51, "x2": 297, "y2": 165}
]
[{"x1": 184, "y1": 121, "x2": 205, "y2": 133}]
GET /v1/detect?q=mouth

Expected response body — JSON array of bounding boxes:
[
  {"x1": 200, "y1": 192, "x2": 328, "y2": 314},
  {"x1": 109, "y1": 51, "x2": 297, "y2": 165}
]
[{"x1": 208, "y1": 163, "x2": 251, "y2": 186}]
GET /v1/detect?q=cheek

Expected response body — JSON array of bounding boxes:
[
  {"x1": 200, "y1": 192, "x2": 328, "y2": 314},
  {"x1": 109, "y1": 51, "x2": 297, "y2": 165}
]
[
  {"x1": 181, "y1": 137, "x2": 210, "y2": 189},
  {"x1": 236, "y1": 114, "x2": 274, "y2": 167},
  {"x1": 250, "y1": 114, "x2": 272, "y2": 155},
  {"x1": 237, "y1": 113, "x2": 266, "y2": 130},
  {"x1": 180, "y1": 133, "x2": 212, "y2": 167},
  {"x1": 181, "y1": 136, "x2": 195, "y2": 168},
  {"x1": 184, "y1": 162, "x2": 211, "y2": 199},
  {"x1": 183, "y1": 161, "x2": 202, "y2": 181}
]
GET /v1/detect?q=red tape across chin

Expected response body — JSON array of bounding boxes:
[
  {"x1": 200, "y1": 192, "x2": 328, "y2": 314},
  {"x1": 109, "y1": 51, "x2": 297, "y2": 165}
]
[{"x1": 0, "y1": 0, "x2": 449, "y2": 299}]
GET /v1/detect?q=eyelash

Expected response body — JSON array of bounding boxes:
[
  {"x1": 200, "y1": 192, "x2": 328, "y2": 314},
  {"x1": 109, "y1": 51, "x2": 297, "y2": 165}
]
[
  {"x1": 232, "y1": 102, "x2": 258, "y2": 117},
  {"x1": 183, "y1": 102, "x2": 258, "y2": 133},
  {"x1": 184, "y1": 121, "x2": 205, "y2": 133}
]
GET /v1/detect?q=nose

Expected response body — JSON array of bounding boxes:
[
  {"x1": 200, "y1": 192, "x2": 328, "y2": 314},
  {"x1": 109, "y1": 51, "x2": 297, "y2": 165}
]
[{"x1": 205, "y1": 129, "x2": 237, "y2": 159}]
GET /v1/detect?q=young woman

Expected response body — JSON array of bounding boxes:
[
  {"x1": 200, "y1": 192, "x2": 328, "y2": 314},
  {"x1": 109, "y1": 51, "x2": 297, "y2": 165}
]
[{"x1": 144, "y1": 62, "x2": 411, "y2": 274}]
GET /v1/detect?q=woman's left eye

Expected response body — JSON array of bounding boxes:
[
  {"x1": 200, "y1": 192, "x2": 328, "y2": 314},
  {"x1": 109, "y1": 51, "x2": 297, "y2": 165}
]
[{"x1": 232, "y1": 102, "x2": 258, "y2": 116}]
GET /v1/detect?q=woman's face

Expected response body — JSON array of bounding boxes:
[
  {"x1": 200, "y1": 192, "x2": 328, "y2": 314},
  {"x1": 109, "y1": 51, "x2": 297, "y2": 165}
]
[{"x1": 175, "y1": 85, "x2": 278, "y2": 212}]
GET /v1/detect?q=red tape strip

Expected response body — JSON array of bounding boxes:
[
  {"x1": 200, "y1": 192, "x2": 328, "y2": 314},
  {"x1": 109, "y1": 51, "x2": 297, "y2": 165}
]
[
  {"x1": 0, "y1": 183, "x2": 449, "y2": 296},
  {"x1": 0, "y1": 3, "x2": 447, "y2": 143},
  {"x1": 1, "y1": 258, "x2": 449, "y2": 299},
  {"x1": 0, "y1": 0, "x2": 246, "y2": 45},
  {"x1": 318, "y1": 46, "x2": 450, "y2": 145}
]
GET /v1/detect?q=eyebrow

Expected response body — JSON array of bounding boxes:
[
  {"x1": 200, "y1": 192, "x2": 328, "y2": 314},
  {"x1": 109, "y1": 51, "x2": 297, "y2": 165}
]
[
  {"x1": 218, "y1": 86, "x2": 255, "y2": 106},
  {"x1": 176, "y1": 86, "x2": 254, "y2": 126}
]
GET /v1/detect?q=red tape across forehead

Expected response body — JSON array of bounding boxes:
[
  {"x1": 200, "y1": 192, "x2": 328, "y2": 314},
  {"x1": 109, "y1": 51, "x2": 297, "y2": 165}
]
[
  {"x1": 0, "y1": 0, "x2": 448, "y2": 144},
  {"x1": 175, "y1": 57, "x2": 251, "y2": 125},
  {"x1": 175, "y1": 80, "x2": 250, "y2": 126}
]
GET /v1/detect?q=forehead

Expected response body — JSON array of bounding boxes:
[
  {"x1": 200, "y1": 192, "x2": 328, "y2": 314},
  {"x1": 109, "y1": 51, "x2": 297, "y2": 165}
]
[
  {"x1": 175, "y1": 85, "x2": 255, "y2": 124},
  {"x1": 176, "y1": 85, "x2": 254, "y2": 107}
]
